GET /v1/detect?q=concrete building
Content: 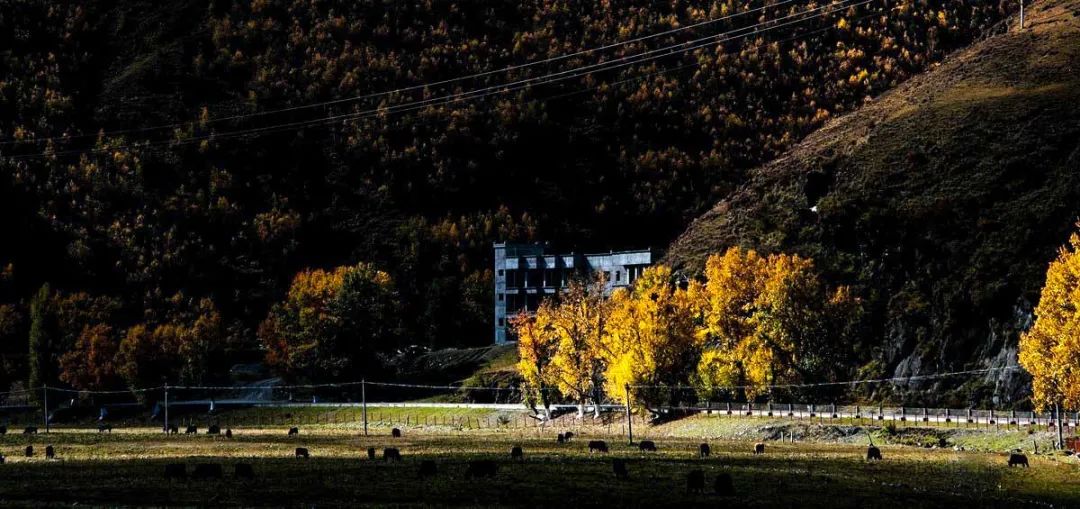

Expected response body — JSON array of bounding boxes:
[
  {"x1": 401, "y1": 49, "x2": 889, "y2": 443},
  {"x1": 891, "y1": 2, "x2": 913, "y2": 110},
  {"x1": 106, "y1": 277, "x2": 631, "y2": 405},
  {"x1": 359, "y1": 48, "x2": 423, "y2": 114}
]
[{"x1": 493, "y1": 242, "x2": 654, "y2": 344}]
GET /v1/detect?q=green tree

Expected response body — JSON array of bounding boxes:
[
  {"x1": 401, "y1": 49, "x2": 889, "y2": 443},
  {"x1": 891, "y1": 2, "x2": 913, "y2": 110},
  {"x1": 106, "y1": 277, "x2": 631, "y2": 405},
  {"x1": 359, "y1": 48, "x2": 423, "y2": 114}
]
[
  {"x1": 27, "y1": 283, "x2": 53, "y2": 394},
  {"x1": 259, "y1": 263, "x2": 401, "y2": 381}
]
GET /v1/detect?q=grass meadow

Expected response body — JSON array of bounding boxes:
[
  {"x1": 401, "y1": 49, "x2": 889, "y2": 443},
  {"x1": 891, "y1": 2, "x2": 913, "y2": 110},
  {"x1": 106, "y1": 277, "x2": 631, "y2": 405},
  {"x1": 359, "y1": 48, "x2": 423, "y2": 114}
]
[{"x1": 0, "y1": 414, "x2": 1077, "y2": 507}]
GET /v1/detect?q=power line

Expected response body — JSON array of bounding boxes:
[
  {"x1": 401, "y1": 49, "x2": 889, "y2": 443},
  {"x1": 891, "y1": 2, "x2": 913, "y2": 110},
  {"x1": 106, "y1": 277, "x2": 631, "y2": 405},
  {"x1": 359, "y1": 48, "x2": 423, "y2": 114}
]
[
  {"x1": 0, "y1": 0, "x2": 802, "y2": 147},
  {"x1": 15, "y1": 365, "x2": 1020, "y2": 396},
  {"x1": 2, "y1": 0, "x2": 878, "y2": 162}
]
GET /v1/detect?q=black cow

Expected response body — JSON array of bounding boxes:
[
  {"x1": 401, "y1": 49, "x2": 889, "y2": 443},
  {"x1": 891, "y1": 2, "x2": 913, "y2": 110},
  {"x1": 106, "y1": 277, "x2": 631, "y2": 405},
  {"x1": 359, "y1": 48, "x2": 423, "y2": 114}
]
[
  {"x1": 98, "y1": 424, "x2": 112, "y2": 433},
  {"x1": 638, "y1": 440, "x2": 657, "y2": 452},
  {"x1": 225, "y1": 429, "x2": 233, "y2": 438},
  {"x1": 288, "y1": 427, "x2": 299, "y2": 436},
  {"x1": 234, "y1": 463, "x2": 255, "y2": 479},
  {"x1": 1008, "y1": 453, "x2": 1029, "y2": 467},
  {"x1": 714, "y1": 472, "x2": 735, "y2": 496},
  {"x1": 564, "y1": 432, "x2": 574, "y2": 441},
  {"x1": 25, "y1": 445, "x2": 33, "y2": 457},
  {"x1": 866, "y1": 445, "x2": 882, "y2": 461},
  {"x1": 418, "y1": 460, "x2": 438, "y2": 478},
  {"x1": 557, "y1": 433, "x2": 566, "y2": 444},
  {"x1": 0, "y1": 425, "x2": 7, "y2": 435},
  {"x1": 207, "y1": 425, "x2": 221, "y2": 435},
  {"x1": 384, "y1": 448, "x2": 402, "y2": 461},
  {"x1": 367, "y1": 447, "x2": 377, "y2": 460},
  {"x1": 192, "y1": 463, "x2": 223, "y2": 480},
  {"x1": 45, "y1": 445, "x2": 55, "y2": 459},
  {"x1": 23, "y1": 426, "x2": 38, "y2": 434},
  {"x1": 699, "y1": 443, "x2": 711, "y2": 458},
  {"x1": 392, "y1": 428, "x2": 402, "y2": 438},
  {"x1": 687, "y1": 469, "x2": 705, "y2": 494},
  {"x1": 164, "y1": 463, "x2": 187, "y2": 480},
  {"x1": 295, "y1": 447, "x2": 310, "y2": 458},
  {"x1": 465, "y1": 460, "x2": 498, "y2": 479},
  {"x1": 184, "y1": 425, "x2": 198, "y2": 435},
  {"x1": 753, "y1": 442, "x2": 765, "y2": 455},
  {"x1": 166, "y1": 424, "x2": 179, "y2": 434},
  {"x1": 0, "y1": 454, "x2": 5, "y2": 464},
  {"x1": 510, "y1": 446, "x2": 524, "y2": 460},
  {"x1": 588, "y1": 440, "x2": 609, "y2": 453},
  {"x1": 613, "y1": 458, "x2": 629, "y2": 480}
]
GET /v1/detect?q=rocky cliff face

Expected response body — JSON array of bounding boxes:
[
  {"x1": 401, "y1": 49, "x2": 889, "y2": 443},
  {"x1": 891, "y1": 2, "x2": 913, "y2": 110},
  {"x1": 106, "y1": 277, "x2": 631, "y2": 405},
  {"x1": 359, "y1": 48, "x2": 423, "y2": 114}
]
[{"x1": 666, "y1": 0, "x2": 1080, "y2": 407}]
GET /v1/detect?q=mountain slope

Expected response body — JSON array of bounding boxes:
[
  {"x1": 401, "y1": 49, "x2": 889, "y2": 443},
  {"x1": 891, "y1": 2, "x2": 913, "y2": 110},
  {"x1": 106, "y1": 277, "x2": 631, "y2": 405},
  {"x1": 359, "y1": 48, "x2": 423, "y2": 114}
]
[{"x1": 667, "y1": 0, "x2": 1080, "y2": 405}]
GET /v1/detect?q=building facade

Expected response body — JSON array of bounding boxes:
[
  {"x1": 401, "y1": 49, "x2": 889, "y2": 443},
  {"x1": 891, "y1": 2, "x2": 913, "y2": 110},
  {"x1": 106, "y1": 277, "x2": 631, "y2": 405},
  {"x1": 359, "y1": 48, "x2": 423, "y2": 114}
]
[{"x1": 493, "y1": 242, "x2": 654, "y2": 344}]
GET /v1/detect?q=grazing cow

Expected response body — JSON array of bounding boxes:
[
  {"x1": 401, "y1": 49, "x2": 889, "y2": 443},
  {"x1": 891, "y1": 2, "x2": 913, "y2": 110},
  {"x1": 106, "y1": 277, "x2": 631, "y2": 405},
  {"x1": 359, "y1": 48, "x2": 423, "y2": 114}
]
[
  {"x1": 234, "y1": 463, "x2": 255, "y2": 480},
  {"x1": 25, "y1": 445, "x2": 33, "y2": 457},
  {"x1": 98, "y1": 424, "x2": 112, "y2": 433},
  {"x1": 184, "y1": 425, "x2": 198, "y2": 435},
  {"x1": 1008, "y1": 453, "x2": 1029, "y2": 468},
  {"x1": 714, "y1": 472, "x2": 736, "y2": 496},
  {"x1": 866, "y1": 445, "x2": 882, "y2": 461},
  {"x1": 367, "y1": 447, "x2": 377, "y2": 460},
  {"x1": 465, "y1": 459, "x2": 498, "y2": 479},
  {"x1": 564, "y1": 432, "x2": 574, "y2": 441},
  {"x1": 192, "y1": 463, "x2": 224, "y2": 480},
  {"x1": 0, "y1": 425, "x2": 7, "y2": 435},
  {"x1": 295, "y1": 447, "x2": 310, "y2": 459},
  {"x1": 225, "y1": 429, "x2": 233, "y2": 438},
  {"x1": 384, "y1": 448, "x2": 402, "y2": 461},
  {"x1": 23, "y1": 426, "x2": 38, "y2": 434},
  {"x1": 207, "y1": 425, "x2": 221, "y2": 435},
  {"x1": 164, "y1": 463, "x2": 187, "y2": 480},
  {"x1": 557, "y1": 433, "x2": 566, "y2": 444},
  {"x1": 45, "y1": 445, "x2": 55, "y2": 459},
  {"x1": 392, "y1": 428, "x2": 402, "y2": 438},
  {"x1": 754, "y1": 442, "x2": 765, "y2": 455},
  {"x1": 288, "y1": 427, "x2": 299, "y2": 436},
  {"x1": 612, "y1": 458, "x2": 629, "y2": 480},
  {"x1": 699, "y1": 443, "x2": 711, "y2": 458},
  {"x1": 510, "y1": 446, "x2": 524, "y2": 460},
  {"x1": 166, "y1": 424, "x2": 179, "y2": 434},
  {"x1": 588, "y1": 440, "x2": 609, "y2": 453},
  {"x1": 638, "y1": 440, "x2": 657, "y2": 452},
  {"x1": 687, "y1": 469, "x2": 705, "y2": 494},
  {"x1": 418, "y1": 460, "x2": 438, "y2": 478}
]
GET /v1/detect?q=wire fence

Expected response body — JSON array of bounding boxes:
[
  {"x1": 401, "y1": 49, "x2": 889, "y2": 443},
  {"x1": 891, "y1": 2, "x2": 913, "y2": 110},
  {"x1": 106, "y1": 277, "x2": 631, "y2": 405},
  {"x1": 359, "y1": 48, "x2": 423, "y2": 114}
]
[{"x1": 0, "y1": 368, "x2": 1070, "y2": 439}]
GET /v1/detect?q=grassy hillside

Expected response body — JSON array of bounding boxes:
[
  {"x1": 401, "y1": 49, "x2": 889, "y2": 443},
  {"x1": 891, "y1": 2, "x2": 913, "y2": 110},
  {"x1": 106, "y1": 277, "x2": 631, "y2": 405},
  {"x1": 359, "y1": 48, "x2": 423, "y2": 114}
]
[{"x1": 667, "y1": 0, "x2": 1080, "y2": 406}]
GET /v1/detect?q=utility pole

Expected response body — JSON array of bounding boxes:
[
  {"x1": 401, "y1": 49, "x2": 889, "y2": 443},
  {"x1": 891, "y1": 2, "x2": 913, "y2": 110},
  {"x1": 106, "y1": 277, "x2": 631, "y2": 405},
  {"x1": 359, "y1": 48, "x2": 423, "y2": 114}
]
[
  {"x1": 163, "y1": 384, "x2": 169, "y2": 433},
  {"x1": 1020, "y1": 0, "x2": 1025, "y2": 29},
  {"x1": 362, "y1": 379, "x2": 368, "y2": 436},
  {"x1": 1056, "y1": 402, "x2": 1064, "y2": 450},
  {"x1": 42, "y1": 384, "x2": 49, "y2": 433},
  {"x1": 624, "y1": 384, "x2": 633, "y2": 445}
]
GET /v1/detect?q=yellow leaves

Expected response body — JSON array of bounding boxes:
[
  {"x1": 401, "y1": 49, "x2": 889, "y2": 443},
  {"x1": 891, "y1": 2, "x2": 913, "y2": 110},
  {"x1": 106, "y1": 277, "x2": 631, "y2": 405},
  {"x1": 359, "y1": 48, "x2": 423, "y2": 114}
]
[
  {"x1": 836, "y1": 18, "x2": 850, "y2": 30},
  {"x1": 1020, "y1": 229, "x2": 1080, "y2": 411}
]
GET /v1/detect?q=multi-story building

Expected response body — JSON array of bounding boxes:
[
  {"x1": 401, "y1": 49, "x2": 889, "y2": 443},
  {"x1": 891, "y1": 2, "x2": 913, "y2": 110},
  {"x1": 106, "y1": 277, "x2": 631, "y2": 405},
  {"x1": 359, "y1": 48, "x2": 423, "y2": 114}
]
[{"x1": 492, "y1": 242, "x2": 654, "y2": 344}]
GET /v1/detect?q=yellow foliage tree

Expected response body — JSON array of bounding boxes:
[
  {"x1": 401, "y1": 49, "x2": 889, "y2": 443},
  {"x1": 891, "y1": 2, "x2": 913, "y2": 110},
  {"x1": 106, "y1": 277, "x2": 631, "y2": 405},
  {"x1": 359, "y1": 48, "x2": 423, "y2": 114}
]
[
  {"x1": 513, "y1": 304, "x2": 559, "y2": 416},
  {"x1": 543, "y1": 275, "x2": 611, "y2": 417},
  {"x1": 694, "y1": 248, "x2": 835, "y2": 400},
  {"x1": 1019, "y1": 230, "x2": 1080, "y2": 411},
  {"x1": 602, "y1": 266, "x2": 699, "y2": 409}
]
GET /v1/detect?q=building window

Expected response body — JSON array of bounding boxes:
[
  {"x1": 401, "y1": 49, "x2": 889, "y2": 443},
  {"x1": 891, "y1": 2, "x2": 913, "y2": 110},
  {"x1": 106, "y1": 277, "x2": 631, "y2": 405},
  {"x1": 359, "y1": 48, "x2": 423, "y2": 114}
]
[
  {"x1": 498, "y1": 293, "x2": 504, "y2": 301},
  {"x1": 498, "y1": 318, "x2": 504, "y2": 327},
  {"x1": 615, "y1": 270, "x2": 621, "y2": 282},
  {"x1": 498, "y1": 269, "x2": 504, "y2": 276}
]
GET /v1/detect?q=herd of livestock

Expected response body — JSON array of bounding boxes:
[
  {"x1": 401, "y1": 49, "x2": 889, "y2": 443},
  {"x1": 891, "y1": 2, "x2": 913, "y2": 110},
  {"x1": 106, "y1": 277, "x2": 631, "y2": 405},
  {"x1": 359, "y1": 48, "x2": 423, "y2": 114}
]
[{"x1": 0, "y1": 423, "x2": 1032, "y2": 494}]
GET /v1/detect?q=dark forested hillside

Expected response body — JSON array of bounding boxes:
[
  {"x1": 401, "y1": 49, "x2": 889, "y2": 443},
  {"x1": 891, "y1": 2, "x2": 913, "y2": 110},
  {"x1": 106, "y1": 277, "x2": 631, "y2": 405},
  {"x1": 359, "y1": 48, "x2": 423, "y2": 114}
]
[
  {"x1": 0, "y1": 0, "x2": 1012, "y2": 389},
  {"x1": 668, "y1": 0, "x2": 1080, "y2": 406}
]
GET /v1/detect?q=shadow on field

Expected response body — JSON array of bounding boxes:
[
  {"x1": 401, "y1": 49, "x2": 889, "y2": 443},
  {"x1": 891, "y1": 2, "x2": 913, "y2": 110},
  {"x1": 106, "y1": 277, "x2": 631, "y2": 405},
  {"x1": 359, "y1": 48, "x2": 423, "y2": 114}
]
[{"x1": 0, "y1": 443, "x2": 1036, "y2": 508}]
